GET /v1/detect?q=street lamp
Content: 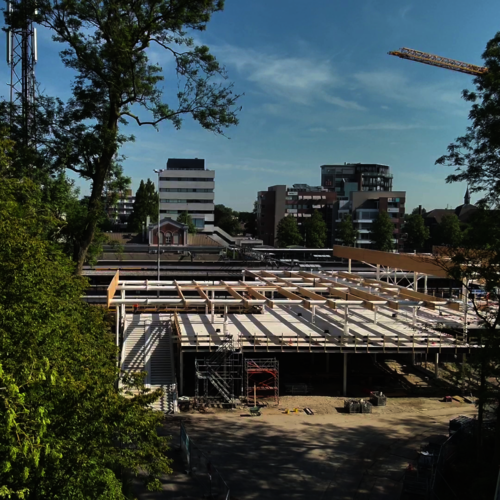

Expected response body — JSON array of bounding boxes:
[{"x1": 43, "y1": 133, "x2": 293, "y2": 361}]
[{"x1": 153, "y1": 168, "x2": 165, "y2": 295}]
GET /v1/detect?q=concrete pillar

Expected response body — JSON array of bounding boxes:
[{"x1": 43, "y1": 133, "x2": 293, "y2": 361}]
[
  {"x1": 435, "y1": 353, "x2": 439, "y2": 379},
  {"x1": 180, "y1": 351, "x2": 184, "y2": 395},
  {"x1": 224, "y1": 305, "x2": 228, "y2": 324},
  {"x1": 348, "y1": 259, "x2": 351, "y2": 273},
  {"x1": 373, "y1": 306, "x2": 378, "y2": 324},
  {"x1": 262, "y1": 303, "x2": 266, "y2": 315},
  {"x1": 311, "y1": 305, "x2": 316, "y2": 324},
  {"x1": 412, "y1": 307, "x2": 417, "y2": 326},
  {"x1": 205, "y1": 303, "x2": 209, "y2": 315},
  {"x1": 424, "y1": 275, "x2": 428, "y2": 295},
  {"x1": 414, "y1": 271, "x2": 419, "y2": 291},
  {"x1": 343, "y1": 353, "x2": 348, "y2": 396},
  {"x1": 211, "y1": 303, "x2": 215, "y2": 324},
  {"x1": 376, "y1": 264, "x2": 380, "y2": 281}
]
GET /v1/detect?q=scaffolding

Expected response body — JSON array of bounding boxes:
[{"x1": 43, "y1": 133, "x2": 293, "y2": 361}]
[
  {"x1": 195, "y1": 334, "x2": 243, "y2": 407},
  {"x1": 245, "y1": 358, "x2": 279, "y2": 404}
]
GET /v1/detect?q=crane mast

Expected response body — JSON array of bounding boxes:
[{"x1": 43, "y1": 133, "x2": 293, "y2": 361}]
[
  {"x1": 6, "y1": 0, "x2": 37, "y2": 145},
  {"x1": 388, "y1": 47, "x2": 487, "y2": 76}
]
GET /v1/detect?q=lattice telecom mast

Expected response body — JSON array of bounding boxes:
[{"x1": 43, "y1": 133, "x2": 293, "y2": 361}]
[
  {"x1": 388, "y1": 47, "x2": 487, "y2": 76},
  {"x1": 6, "y1": 0, "x2": 37, "y2": 144}
]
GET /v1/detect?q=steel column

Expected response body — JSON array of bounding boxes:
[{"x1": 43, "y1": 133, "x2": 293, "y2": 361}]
[{"x1": 343, "y1": 353, "x2": 347, "y2": 396}]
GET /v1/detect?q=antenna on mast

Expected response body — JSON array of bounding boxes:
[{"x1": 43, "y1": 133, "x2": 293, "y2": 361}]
[{"x1": 5, "y1": 0, "x2": 37, "y2": 146}]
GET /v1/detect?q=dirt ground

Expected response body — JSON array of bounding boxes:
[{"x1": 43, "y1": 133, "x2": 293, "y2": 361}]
[{"x1": 136, "y1": 396, "x2": 477, "y2": 500}]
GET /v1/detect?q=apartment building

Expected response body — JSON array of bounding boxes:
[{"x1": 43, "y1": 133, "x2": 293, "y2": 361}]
[
  {"x1": 336, "y1": 191, "x2": 406, "y2": 250},
  {"x1": 256, "y1": 184, "x2": 336, "y2": 246},
  {"x1": 105, "y1": 189, "x2": 135, "y2": 223},
  {"x1": 159, "y1": 158, "x2": 215, "y2": 232},
  {"x1": 321, "y1": 163, "x2": 393, "y2": 194}
]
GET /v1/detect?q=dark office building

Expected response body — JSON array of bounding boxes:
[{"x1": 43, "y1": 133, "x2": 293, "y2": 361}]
[{"x1": 321, "y1": 163, "x2": 393, "y2": 195}]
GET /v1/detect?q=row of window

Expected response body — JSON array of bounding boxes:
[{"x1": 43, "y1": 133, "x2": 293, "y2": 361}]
[
  {"x1": 160, "y1": 210, "x2": 213, "y2": 215},
  {"x1": 160, "y1": 177, "x2": 213, "y2": 182},
  {"x1": 160, "y1": 199, "x2": 214, "y2": 204},
  {"x1": 160, "y1": 188, "x2": 213, "y2": 193}
]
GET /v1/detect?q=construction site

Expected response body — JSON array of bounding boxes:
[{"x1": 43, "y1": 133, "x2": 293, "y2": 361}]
[{"x1": 107, "y1": 247, "x2": 479, "y2": 414}]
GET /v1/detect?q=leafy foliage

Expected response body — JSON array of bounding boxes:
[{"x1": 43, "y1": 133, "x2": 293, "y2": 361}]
[
  {"x1": 369, "y1": 212, "x2": 394, "y2": 251},
  {"x1": 336, "y1": 214, "x2": 358, "y2": 247},
  {"x1": 403, "y1": 213, "x2": 430, "y2": 251},
  {"x1": 276, "y1": 216, "x2": 302, "y2": 248},
  {"x1": 436, "y1": 32, "x2": 500, "y2": 207},
  {"x1": 177, "y1": 211, "x2": 197, "y2": 234},
  {"x1": 128, "y1": 179, "x2": 159, "y2": 232},
  {"x1": 302, "y1": 210, "x2": 327, "y2": 248},
  {"x1": 0, "y1": 178, "x2": 172, "y2": 498},
  {"x1": 5, "y1": 0, "x2": 241, "y2": 273},
  {"x1": 238, "y1": 207, "x2": 257, "y2": 237},
  {"x1": 436, "y1": 214, "x2": 462, "y2": 247},
  {"x1": 214, "y1": 204, "x2": 241, "y2": 235}
]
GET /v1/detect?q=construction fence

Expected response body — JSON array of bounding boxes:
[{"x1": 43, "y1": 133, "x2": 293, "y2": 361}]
[{"x1": 180, "y1": 421, "x2": 231, "y2": 499}]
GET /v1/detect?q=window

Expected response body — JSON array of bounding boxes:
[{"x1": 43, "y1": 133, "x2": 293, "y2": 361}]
[
  {"x1": 159, "y1": 188, "x2": 213, "y2": 193},
  {"x1": 159, "y1": 177, "x2": 213, "y2": 182},
  {"x1": 165, "y1": 232, "x2": 172, "y2": 244},
  {"x1": 160, "y1": 199, "x2": 214, "y2": 204},
  {"x1": 193, "y1": 218, "x2": 205, "y2": 228}
]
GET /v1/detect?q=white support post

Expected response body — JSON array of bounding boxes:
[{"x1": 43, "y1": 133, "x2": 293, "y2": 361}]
[
  {"x1": 462, "y1": 278, "x2": 468, "y2": 339},
  {"x1": 211, "y1": 303, "x2": 215, "y2": 324},
  {"x1": 344, "y1": 306, "x2": 349, "y2": 336},
  {"x1": 224, "y1": 305, "x2": 228, "y2": 324},
  {"x1": 373, "y1": 306, "x2": 378, "y2": 325},
  {"x1": 262, "y1": 303, "x2": 266, "y2": 315},
  {"x1": 343, "y1": 353, "x2": 348, "y2": 396},
  {"x1": 414, "y1": 271, "x2": 419, "y2": 291},
  {"x1": 180, "y1": 351, "x2": 184, "y2": 395},
  {"x1": 435, "y1": 353, "x2": 439, "y2": 379},
  {"x1": 115, "y1": 306, "x2": 120, "y2": 368},
  {"x1": 376, "y1": 264, "x2": 380, "y2": 281},
  {"x1": 243, "y1": 269, "x2": 246, "y2": 282},
  {"x1": 205, "y1": 303, "x2": 209, "y2": 315},
  {"x1": 424, "y1": 275, "x2": 428, "y2": 295},
  {"x1": 311, "y1": 305, "x2": 316, "y2": 324},
  {"x1": 348, "y1": 258, "x2": 351, "y2": 273},
  {"x1": 412, "y1": 307, "x2": 417, "y2": 327}
]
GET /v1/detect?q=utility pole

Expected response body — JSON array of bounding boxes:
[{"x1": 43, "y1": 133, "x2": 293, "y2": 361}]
[
  {"x1": 153, "y1": 169, "x2": 165, "y2": 297},
  {"x1": 6, "y1": 0, "x2": 37, "y2": 145}
]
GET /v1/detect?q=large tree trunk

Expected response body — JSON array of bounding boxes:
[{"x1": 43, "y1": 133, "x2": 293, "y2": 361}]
[
  {"x1": 73, "y1": 173, "x2": 107, "y2": 275},
  {"x1": 73, "y1": 111, "x2": 119, "y2": 275}
]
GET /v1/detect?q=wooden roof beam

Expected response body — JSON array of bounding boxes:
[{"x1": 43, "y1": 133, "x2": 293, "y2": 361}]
[
  {"x1": 347, "y1": 286, "x2": 399, "y2": 311},
  {"x1": 246, "y1": 287, "x2": 275, "y2": 308},
  {"x1": 174, "y1": 280, "x2": 186, "y2": 307}
]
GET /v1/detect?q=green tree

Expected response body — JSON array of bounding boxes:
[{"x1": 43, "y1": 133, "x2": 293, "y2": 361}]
[
  {"x1": 214, "y1": 204, "x2": 241, "y2": 235},
  {"x1": 276, "y1": 216, "x2": 302, "y2": 248},
  {"x1": 128, "y1": 179, "x2": 159, "y2": 232},
  {"x1": 177, "y1": 211, "x2": 197, "y2": 234},
  {"x1": 0, "y1": 177, "x2": 172, "y2": 498},
  {"x1": 238, "y1": 203, "x2": 257, "y2": 237},
  {"x1": 403, "y1": 213, "x2": 430, "y2": 251},
  {"x1": 437, "y1": 214, "x2": 462, "y2": 247},
  {"x1": 303, "y1": 210, "x2": 328, "y2": 248},
  {"x1": 6, "y1": 0, "x2": 241, "y2": 274},
  {"x1": 336, "y1": 214, "x2": 358, "y2": 247},
  {"x1": 436, "y1": 32, "x2": 500, "y2": 207},
  {"x1": 370, "y1": 212, "x2": 394, "y2": 251}
]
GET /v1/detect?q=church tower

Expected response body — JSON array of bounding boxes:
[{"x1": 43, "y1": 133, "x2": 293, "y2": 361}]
[{"x1": 464, "y1": 186, "x2": 471, "y2": 205}]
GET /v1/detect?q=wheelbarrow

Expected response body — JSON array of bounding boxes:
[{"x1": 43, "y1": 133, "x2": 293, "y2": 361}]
[{"x1": 249, "y1": 406, "x2": 262, "y2": 417}]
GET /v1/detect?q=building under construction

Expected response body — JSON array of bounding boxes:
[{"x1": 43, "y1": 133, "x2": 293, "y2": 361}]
[{"x1": 107, "y1": 247, "x2": 478, "y2": 411}]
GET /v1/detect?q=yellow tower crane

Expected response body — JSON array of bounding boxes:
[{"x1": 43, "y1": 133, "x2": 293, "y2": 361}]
[{"x1": 388, "y1": 47, "x2": 487, "y2": 76}]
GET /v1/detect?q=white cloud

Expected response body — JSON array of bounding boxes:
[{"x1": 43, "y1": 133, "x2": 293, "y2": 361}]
[
  {"x1": 353, "y1": 70, "x2": 468, "y2": 115},
  {"x1": 216, "y1": 44, "x2": 364, "y2": 110},
  {"x1": 338, "y1": 122, "x2": 440, "y2": 132}
]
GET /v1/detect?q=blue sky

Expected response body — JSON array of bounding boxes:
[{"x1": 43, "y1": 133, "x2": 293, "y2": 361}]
[{"x1": 1, "y1": 0, "x2": 499, "y2": 212}]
